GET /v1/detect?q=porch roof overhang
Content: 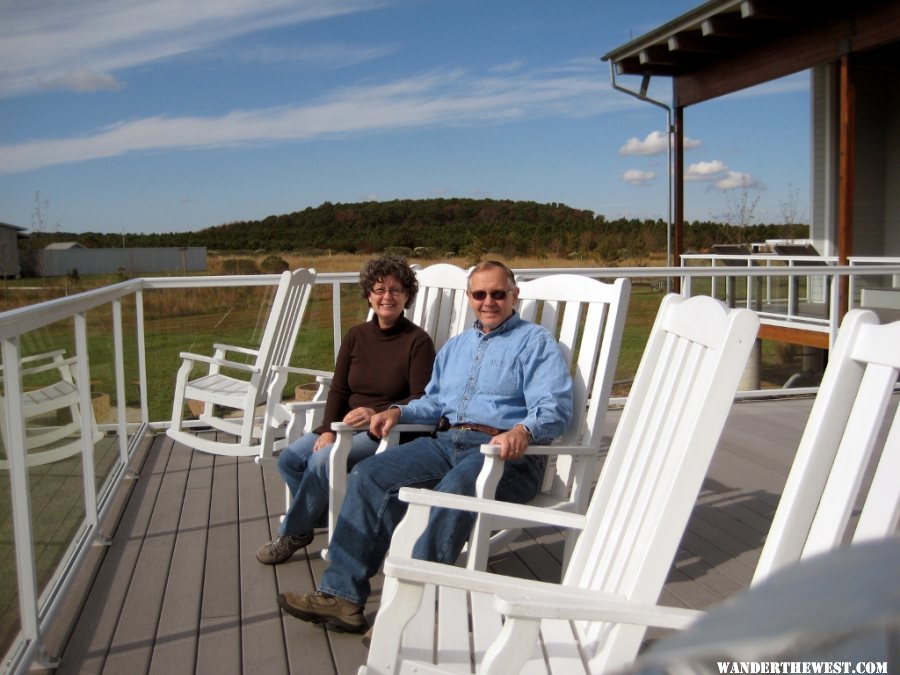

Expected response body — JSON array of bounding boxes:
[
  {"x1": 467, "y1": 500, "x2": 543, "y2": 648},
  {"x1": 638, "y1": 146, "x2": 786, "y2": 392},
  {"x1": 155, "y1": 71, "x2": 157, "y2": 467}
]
[{"x1": 601, "y1": 0, "x2": 900, "y2": 107}]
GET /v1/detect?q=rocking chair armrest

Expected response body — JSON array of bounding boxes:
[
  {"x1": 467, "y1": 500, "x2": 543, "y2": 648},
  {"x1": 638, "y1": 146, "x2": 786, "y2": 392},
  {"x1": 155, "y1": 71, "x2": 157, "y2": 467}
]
[
  {"x1": 212, "y1": 343, "x2": 260, "y2": 358},
  {"x1": 331, "y1": 422, "x2": 364, "y2": 432},
  {"x1": 480, "y1": 443, "x2": 600, "y2": 458},
  {"x1": 19, "y1": 355, "x2": 79, "y2": 377},
  {"x1": 384, "y1": 554, "x2": 560, "y2": 598},
  {"x1": 284, "y1": 400, "x2": 326, "y2": 413},
  {"x1": 271, "y1": 365, "x2": 334, "y2": 381},
  {"x1": 492, "y1": 587, "x2": 701, "y2": 630},
  {"x1": 398, "y1": 487, "x2": 587, "y2": 531},
  {"x1": 18, "y1": 349, "x2": 67, "y2": 366},
  {"x1": 371, "y1": 423, "x2": 437, "y2": 434},
  {"x1": 177, "y1": 351, "x2": 261, "y2": 374},
  {"x1": 332, "y1": 423, "x2": 437, "y2": 454}
]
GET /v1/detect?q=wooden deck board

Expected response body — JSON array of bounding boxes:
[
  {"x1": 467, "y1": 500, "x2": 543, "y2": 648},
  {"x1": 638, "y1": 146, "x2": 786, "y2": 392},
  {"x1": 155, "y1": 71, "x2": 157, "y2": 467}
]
[
  {"x1": 196, "y1": 452, "x2": 241, "y2": 674},
  {"x1": 104, "y1": 434, "x2": 190, "y2": 674},
  {"x1": 56, "y1": 431, "x2": 172, "y2": 674},
  {"x1": 149, "y1": 446, "x2": 213, "y2": 675},
  {"x1": 52, "y1": 396, "x2": 822, "y2": 674}
]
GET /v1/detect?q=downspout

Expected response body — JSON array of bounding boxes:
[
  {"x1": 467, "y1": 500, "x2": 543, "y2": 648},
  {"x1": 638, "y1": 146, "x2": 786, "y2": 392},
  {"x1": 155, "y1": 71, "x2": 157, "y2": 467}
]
[{"x1": 608, "y1": 62, "x2": 674, "y2": 289}]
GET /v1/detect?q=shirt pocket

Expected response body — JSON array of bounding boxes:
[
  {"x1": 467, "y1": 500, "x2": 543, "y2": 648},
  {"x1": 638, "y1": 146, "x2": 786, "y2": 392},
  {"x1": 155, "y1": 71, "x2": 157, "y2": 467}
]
[{"x1": 482, "y1": 357, "x2": 521, "y2": 396}]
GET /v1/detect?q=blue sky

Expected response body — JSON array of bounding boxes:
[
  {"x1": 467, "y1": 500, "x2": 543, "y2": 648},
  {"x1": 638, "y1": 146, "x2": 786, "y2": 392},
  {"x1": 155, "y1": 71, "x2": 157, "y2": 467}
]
[{"x1": 0, "y1": 0, "x2": 811, "y2": 235}]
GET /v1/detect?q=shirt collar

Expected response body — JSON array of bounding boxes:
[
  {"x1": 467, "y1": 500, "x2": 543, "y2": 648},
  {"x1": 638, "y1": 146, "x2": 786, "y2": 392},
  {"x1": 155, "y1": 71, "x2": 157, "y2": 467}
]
[{"x1": 473, "y1": 310, "x2": 520, "y2": 336}]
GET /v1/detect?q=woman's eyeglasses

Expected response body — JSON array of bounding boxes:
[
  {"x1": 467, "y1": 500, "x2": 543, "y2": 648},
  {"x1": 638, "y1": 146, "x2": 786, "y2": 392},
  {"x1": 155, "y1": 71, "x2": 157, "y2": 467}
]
[
  {"x1": 469, "y1": 289, "x2": 513, "y2": 301},
  {"x1": 371, "y1": 287, "x2": 406, "y2": 296}
]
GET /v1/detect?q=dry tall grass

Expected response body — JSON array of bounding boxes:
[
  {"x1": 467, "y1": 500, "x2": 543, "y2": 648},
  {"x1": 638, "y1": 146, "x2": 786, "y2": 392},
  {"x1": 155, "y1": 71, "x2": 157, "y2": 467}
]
[{"x1": 210, "y1": 251, "x2": 668, "y2": 275}]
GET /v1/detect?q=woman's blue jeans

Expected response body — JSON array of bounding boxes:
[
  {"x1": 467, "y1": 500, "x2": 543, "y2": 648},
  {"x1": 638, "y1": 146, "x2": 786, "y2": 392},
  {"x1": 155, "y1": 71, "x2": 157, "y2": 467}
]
[
  {"x1": 276, "y1": 430, "x2": 379, "y2": 538},
  {"x1": 318, "y1": 429, "x2": 545, "y2": 606}
]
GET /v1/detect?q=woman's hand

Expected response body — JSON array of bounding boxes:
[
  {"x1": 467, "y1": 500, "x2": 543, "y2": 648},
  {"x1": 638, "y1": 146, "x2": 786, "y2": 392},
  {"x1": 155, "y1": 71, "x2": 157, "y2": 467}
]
[
  {"x1": 312, "y1": 431, "x2": 336, "y2": 452},
  {"x1": 342, "y1": 407, "x2": 376, "y2": 428}
]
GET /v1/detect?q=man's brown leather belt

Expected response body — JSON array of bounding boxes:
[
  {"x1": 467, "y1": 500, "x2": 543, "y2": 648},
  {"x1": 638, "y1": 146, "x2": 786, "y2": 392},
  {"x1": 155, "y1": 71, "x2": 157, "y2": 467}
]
[{"x1": 436, "y1": 416, "x2": 506, "y2": 436}]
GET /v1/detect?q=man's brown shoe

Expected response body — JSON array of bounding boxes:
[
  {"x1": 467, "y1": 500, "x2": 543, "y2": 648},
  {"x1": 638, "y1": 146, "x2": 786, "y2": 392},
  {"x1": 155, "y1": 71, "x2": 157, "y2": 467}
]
[{"x1": 277, "y1": 591, "x2": 368, "y2": 633}]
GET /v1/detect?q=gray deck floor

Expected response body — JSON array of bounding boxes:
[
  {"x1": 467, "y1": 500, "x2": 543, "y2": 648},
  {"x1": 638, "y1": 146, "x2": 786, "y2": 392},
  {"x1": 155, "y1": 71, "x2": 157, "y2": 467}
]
[{"x1": 50, "y1": 396, "x2": 815, "y2": 675}]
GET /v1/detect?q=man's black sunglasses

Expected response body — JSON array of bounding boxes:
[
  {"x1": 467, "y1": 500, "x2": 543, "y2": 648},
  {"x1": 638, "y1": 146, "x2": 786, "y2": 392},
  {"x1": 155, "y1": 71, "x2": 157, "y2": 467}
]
[{"x1": 469, "y1": 289, "x2": 513, "y2": 301}]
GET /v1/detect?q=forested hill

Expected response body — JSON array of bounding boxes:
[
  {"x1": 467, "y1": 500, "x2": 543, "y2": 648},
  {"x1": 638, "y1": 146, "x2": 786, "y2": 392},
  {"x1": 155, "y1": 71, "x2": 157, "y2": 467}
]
[{"x1": 37, "y1": 198, "x2": 809, "y2": 258}]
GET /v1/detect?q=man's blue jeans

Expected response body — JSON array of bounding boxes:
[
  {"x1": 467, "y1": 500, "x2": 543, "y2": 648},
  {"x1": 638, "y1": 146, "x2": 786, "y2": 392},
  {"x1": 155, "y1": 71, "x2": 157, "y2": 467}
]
[
  {"x1": 318, "y1": 429, "x2": 546, "y2": 606},
  {"x1": 277, "y1": 430, "x2": 379, "y2": 537}
]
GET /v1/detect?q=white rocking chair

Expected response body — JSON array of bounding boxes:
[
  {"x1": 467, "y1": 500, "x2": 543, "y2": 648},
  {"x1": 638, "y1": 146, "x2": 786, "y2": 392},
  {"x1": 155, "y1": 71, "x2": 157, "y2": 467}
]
[
  {"x1": 0, "y1": 349, "x2": 102, "y2": 469},
  {"x1": 166, "y1": 268, "x2": 316, "y2": 457},
  {"x1": 626, "y1": 307, "x2": 900, "y2": 673},
  {"x1": 362, "y1": 294, "x2": 759, "y2": 675}
]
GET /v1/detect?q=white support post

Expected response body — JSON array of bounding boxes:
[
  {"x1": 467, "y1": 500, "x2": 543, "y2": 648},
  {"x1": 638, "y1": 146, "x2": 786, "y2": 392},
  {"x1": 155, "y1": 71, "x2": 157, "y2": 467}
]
[
  {"x1": 74, "y1": 313, "x2": 101, "y2": 535},
  {"x1": 135, "y1": 288, "x2": 149, "y2": 424},
  {"x1": 787, "y1": 260, "x2": 798, "y2": 317},
  {"x1": 711, "y1": 258, "x2": 718, "y2": 298},
  {"x1": 113, "y1": 300, "x2": 129, "y2": 466},
  {"x1": 331, "y1": 280, "x2": 342, "y2": 362}
]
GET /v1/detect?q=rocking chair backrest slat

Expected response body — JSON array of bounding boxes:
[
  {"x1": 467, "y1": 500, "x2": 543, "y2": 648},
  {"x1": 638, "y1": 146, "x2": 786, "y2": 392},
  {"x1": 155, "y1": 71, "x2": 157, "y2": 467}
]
[{"x1": 406, "y1": 263, "x2": 473, "y2": 351}]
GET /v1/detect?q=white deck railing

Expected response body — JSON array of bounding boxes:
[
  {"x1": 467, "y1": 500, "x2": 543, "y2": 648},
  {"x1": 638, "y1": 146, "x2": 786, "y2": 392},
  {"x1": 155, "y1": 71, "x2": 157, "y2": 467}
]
[{"x1": 3, "y1": 261, "x2": 900, "y2": 674}]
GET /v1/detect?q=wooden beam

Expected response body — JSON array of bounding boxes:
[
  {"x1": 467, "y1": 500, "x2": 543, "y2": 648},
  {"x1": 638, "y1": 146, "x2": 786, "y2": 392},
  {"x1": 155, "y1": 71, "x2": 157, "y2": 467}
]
[
  {"x1": 758, "y1": 324, "x2": 830, "y2": 349},
  {"x1": 837, "y1": 53, "x2": 855, "y2": 318},
  {"x1": 673, "y1": 106, "x2": 685, "y2": 293}
]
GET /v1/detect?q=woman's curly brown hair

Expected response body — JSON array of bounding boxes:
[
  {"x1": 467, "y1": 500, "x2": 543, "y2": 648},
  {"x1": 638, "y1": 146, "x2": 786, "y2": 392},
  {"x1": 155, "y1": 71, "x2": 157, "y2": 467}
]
[{"x1": 358, "y1": 256, "x2": 418, "y2": 309}]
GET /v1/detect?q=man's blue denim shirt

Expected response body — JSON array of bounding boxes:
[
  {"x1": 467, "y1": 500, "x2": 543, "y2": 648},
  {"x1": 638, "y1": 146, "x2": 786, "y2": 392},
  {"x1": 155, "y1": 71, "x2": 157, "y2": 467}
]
[{"x1": 396, "y1": 312, "x2": 574, "y2": 443}]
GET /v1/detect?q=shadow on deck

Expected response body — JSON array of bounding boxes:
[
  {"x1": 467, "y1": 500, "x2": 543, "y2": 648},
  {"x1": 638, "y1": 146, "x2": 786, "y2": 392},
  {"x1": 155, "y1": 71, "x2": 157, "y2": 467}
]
[{"x1": 43, "y1": 397, "x2": 815, "y2": 674}]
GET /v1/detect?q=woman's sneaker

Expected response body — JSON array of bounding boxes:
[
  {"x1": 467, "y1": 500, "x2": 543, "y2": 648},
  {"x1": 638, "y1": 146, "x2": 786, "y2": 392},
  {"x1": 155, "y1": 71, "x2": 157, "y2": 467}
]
[{"x1": 256, "y1": 532, "x2": 314, "y2": 564}]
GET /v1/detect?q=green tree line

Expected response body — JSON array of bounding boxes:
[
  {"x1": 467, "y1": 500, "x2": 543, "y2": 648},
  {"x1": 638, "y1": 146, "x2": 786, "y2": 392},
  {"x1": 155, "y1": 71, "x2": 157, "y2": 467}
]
[{"x1": 29, "y1": 198, "x2": 809, "y2": 259}]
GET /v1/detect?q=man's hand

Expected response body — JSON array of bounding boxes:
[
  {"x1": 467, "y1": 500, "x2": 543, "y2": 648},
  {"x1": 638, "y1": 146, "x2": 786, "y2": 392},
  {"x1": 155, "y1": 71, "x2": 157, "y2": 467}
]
[
  {"x1": 369, "y1": 407, "x2": 402, "y2": 439},
  {"x1": 490, "y1": 424, "x2": 531, "y2": 460}
]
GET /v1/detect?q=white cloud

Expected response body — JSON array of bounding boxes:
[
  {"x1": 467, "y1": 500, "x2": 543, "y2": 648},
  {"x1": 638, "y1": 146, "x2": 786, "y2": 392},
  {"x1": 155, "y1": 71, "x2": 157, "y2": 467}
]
[
  {"x1": 715, "y1": 171, "x2": 762, "y2": 191},
  {"x1": 623, "y1": 169, "x2": 656, "y2": 185},
  {"x1": 619, "y1": 130, "x2": 701, "y2": 156},
  {"x1": 40, "y1": 69, "x2": 123, "y2": 93},
  {"x1": 0, "y1": 0, "x2": 390, "y2": 98},
  {"x1": 232, "y1": 42, "x2": 398, "y2": 69},
  {"x1": 685, "y1": 159, "x2": 728, "y2": 181},
  {"x1": 0, "y1": 67, "x2": 623, "y2": 174},
  {"x1": 489, "y1": 60, "x2": 527, "y2": 74}
]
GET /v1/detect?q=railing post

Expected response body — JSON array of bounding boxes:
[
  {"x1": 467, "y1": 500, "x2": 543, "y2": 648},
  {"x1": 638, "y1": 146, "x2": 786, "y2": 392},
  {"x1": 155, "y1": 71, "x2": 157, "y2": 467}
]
[
  {"x1": 828, "y1": 269, "x2": 841, "y2": 350},
  {"x1": 787, "y1": 259, "x2": 798, "y2": 317},
  {"x1": 136, "y1": 288, "x2": 149, "y2": 424},
  {"x1": 113, "y1": 299, "x2": 129, "y2": 466},
  {"x1": 331, "y1": 280, "x2": 342, "y2": 362},
  {"x1": 74, "y1": 312, "x2": 101, "y2": 533},
  {"x1": 711, "y1": 258, "x2": 718, "y2": 299}
]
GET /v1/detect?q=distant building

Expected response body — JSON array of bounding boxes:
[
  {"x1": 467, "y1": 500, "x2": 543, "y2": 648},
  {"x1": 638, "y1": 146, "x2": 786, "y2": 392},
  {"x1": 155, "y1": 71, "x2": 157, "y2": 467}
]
[
  {"x1": 0, "y1": 222, "x2": 28, "y2": 277},
  {"x1": 44, "y1": 242, "x2": 86, "y2": 251},
  {"x1": 24, "y1": 245, "x2": 207, "y2": 277}
]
